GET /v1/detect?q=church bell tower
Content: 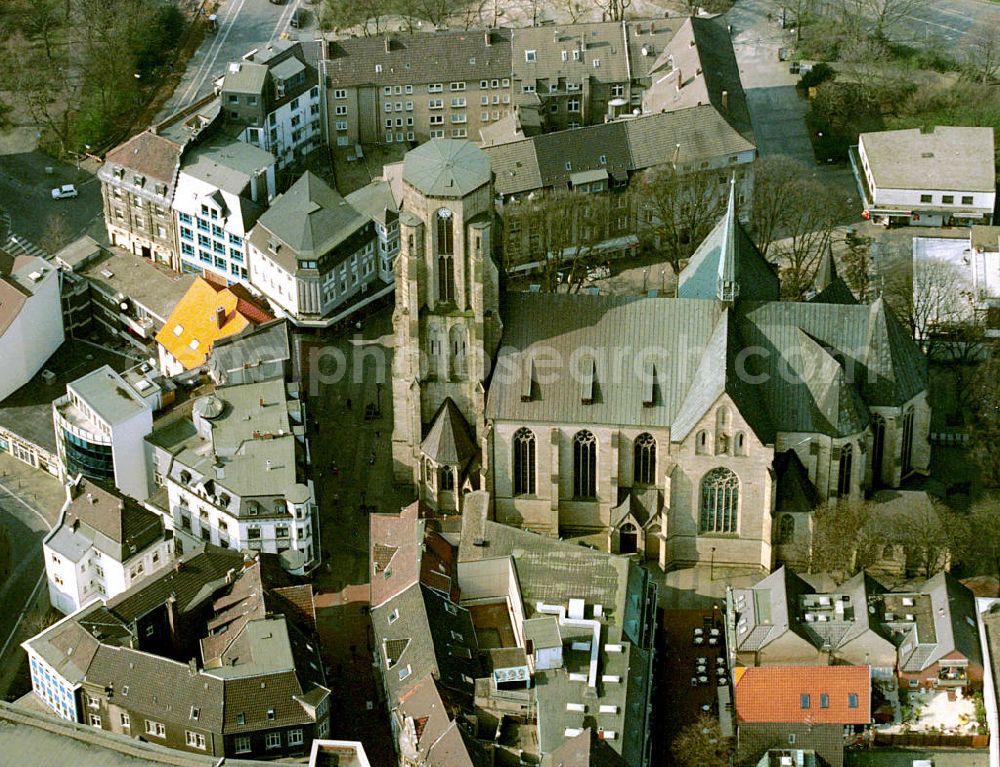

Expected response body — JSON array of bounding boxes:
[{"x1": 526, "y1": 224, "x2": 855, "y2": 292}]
[{"x1": 391, "y1": 140, "x2": 502, "y2": 492}]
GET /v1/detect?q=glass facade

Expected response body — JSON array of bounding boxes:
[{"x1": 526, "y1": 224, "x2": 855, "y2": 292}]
[{"x1": 62, "y1": 431, "x2": 114, "y2": 481}]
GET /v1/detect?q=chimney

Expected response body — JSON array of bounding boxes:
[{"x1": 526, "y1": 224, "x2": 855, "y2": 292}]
[
  {"x1": 188, "y1": 658, "x2": 198, "y2": 676},
  {"x1": 258, "y1": 397, "x2": 265, "y2": 408},
  {"x1": 384, "y1": 36, "x2": 392, "y2": 53},
  {"x1": 484, "y1": 30, "x2": 492, "y2": 46},
  {"x1": 215, "y1": 305, "x2": 226, "y2": 329},
  {"x1": 722, "y1": 90, "x2": 729, "y2": 111},
  {"x1": 676, "y1": 69, "x2": 682, "y2": 91},
  {"x1": 673, "y1": 143, "x2": 681, "y2": 166}
]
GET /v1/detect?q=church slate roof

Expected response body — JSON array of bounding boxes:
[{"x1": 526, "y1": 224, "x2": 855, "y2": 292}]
[
  {"x1": 403, "y1": 139, "x2": 492, "y2": 198},
  {"x1": 677, "y1": 211, "x2": 780, "y2": 302},
  {"x1": 488, "y1": 288, "x2": 925, "y2": 440},
  {"x1": 421, "y1": 398, "x2": 478, "y2": 468},
  {"x1": 809, "y1": 249, "x2": 858, "y2": 306}
]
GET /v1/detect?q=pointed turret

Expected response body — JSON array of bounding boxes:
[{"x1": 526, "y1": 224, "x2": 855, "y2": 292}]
[
  {"x1": 809, "y1": 245, "x2": 859, "y2": 305},
  {"x1": 716, "y1": 175, "x2": 740, "y2": 303},
  {"x1": 814, "y1": 245, "x2": 839, "y2": 292}
]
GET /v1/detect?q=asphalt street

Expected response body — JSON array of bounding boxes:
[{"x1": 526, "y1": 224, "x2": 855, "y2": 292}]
[
  {"x1": 0, "y1": 480, "x2": 55, "y2": 694},
  {"x1": 157, "y1": 0, "x2": 318, "y2": 120},
  {"x1": 0, "y1": 152, "x2": 104, "y2": 255}
]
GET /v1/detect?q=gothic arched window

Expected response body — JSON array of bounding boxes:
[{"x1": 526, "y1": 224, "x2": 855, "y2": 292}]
[
  {"x1": 573, "y1": 430, "x2": 597, "y2": 499},
  {"x1": 871, "y1": 414, "x2": 886, "y2": 488},
  {"x1": 619, "y1": 522, "x2": 638, "y2": 554},
  {"x1": 901, "y1": 408, "x2": 914, "y2": 476},
  {"x1": 436, "y1": 209, "x2": 455, "y2": 303},
  {"x1": 633, "y1": 433, "x2": 656, "y2": 485},
  {"x1": 837, "y1": 444, "x2": 853, "y2": 498},
  {"x1": 699, "y1": 467, "x2": 739, "y2": 534},
  {"x1": 439, "y1": 466, "x2": 455, "y2": 491},
  {"x1": 777, "y1": 514, "x2": 795, "y2": 545},
  {"x1": 512, "y1": 428, "x2": 536, "y2": 496}
]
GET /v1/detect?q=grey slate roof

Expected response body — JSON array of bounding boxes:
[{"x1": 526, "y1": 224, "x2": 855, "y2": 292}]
[
  {"x1": 344, "y1": 179, "x2": 399, "y2": 227},
  {"x1": 403, "y1": 139, "x2": 492, "y2": 198},
  {"x1": 85, "y1": 644, "x2": 226, "y2": 731},
  {"x1": 677, "y1": 210, "x2": 780, "y2": 302},
  {"x1": 371, "y1": 583, "x2": 439, "y2": 704},
  {"x1": 459, "y1": 516, "x2": 633, "y2": 621},
  {"x1": 485, "y1": 105, "x2": 755, "y2": 197},
  {"x1": 324, "y1": 28, "x2": 512, "y2": 87},
  {"x1": 421, "y1": 398, "x2": 477, "y2": 468},
  {"x1": 207, "y1": 319, "x2": 291, "y2": 385},
  {"x1": 0, "y1": 702, "x2": 276, "y2": 767},
  {"x1": 774, "y1": 451, "x2": 819, "y2": 513},
  {"x1": 731, "y1": 566, "x2": 813, "y2": 653},
  {"x1": 255, "y1": 172, "x2": 370, "y2": 268},
  {"x1": 48, "y1": 478, "x2": 164, "y2": 562},
  {"x1": 107, "y1": 545, "x2": 243, "y2": 622}
]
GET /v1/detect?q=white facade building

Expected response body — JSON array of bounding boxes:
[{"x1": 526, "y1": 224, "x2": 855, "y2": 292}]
[
  {"x1": 247, "y1": 172, "x2": 386, "y2": 327},
  {"x1": 44, "y1": 476, "x2": 173, "y2": 614},
  {"x1": 0, "y1": 253, "x2": 64, "y2": 402},
  {"x1": 147, "y1": 378, "x2": 318, "y2": 574},
  {"x1": 52, "y1": 366, "x2": 154, "y2": 501},
  {"x1": 854, "y1": 126, "x2": 996, "y2": 227},
  {"x1": 174, "y1": 136, "x2": 276, "y2": 285},
  {"x1": 221, "y1": 41, "x2": 323, "y2": 169}
]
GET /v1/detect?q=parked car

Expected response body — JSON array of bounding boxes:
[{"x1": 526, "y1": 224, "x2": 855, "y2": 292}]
[
  {"x1": 290, "y1": 7, "x2": 305, "y2": 27},
  {"x1": 51, "y1": 184, "x2": 78, "y2": 199}
]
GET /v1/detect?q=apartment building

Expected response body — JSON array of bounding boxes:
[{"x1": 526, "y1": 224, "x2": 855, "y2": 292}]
[
  {"x1": 344, "y1": 179, "x2": 400, "y2": 284},
  {"x1": 510, "y1": 19, "x2": 679, "y2": 132},
  {"x1": 221, "y1": 41, "x2": 324, "y2": 168},
  {"x1": 98, "y1": 95, "x2": 220, "y2": 270},
  {"x1": 248, "y1": 172, "x2": 382, "y2": 326},
  {"x1": 44, "y1": 476, "x2": 173, "y2": 614},
  {"x1": 52, "y1": 365, "x2": 156, "y2": 501},
  {"x1": 146, "y1": 378, "x2": 318, "y2": 574},
  {"x1": 174, "y1": 136, "x2": 276, "y2": 284},
  {"x1": 23, "y1": 548, "x2": 330, "y2": 759},
  {"x1": 323, "y1": 29, "x2": 513, "y2": 147}
]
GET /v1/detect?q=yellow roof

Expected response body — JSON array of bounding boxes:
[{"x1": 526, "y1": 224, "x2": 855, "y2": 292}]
[{"x1": 155, "y1": 278, "x2": 267, "y2": 371}]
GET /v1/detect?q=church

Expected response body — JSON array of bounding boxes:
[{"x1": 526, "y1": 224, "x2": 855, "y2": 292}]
[{"x1": 390, "y1": 139, "x2": 930, "y2": 575}]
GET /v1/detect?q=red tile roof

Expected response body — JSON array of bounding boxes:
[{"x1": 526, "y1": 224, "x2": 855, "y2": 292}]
[{"x1": 734, "y1": 665, "x2": 871, "y2": 725}]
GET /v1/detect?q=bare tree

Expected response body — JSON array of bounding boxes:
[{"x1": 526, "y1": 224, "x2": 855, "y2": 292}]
[
  {"x1": 750, "y1": 157, "x2": 799, "y2": 258},
  {"x1": 810, "y1": 499, "x2": 889, "y2": 576},
  {"x1": 842, "y1": 228, "x2": 871, "y2": 300},
  {"x1": 966, "y1": 25, "x2": 1000, "y2": 85},
  {"x1": 318, "y1": 0, "x2": 393, "y2": 35},
  {"x1": 882, "y1": 255, "x2": 977, "y2": 355},
  {"x1": 40, "y1": 214, "x2": 74, "y2": 255},
  {"x1": 951, "y1": 500, "x2": 1000, "y2": 588},
  {"x1": 501, "y1": 190, "x2": 628, "y2": 292},
  {"x1": 839, "y1": 0, "x2": 919, "y2": 42},
  {"x1": 897, "y1": 496, "x2": 953, "y2": 579},
  {"x1": 765, "y1": 0, "x2": 816, "y2": 42},
  {"x1": 672, "y1": 715, "x2": 731, "y2": 767},
  {"x1": 636, "y1": 166, "x2": 729, "y2": 275},
  {"x1": 967, "y1": 355, "x2": 1000, "y2": 488},
  {"x1": 751, "y1": 156, "x2": 849, "y2": 299}
]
